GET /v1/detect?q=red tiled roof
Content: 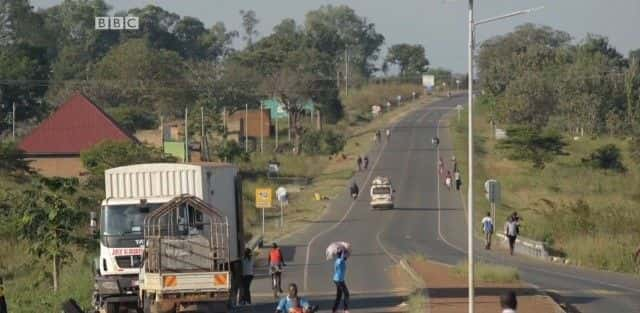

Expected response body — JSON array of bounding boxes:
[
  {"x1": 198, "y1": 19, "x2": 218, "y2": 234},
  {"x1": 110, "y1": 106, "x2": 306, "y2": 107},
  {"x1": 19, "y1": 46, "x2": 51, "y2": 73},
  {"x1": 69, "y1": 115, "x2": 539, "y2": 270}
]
[{"x1": 19, "y1": 93, "x2": 137, "y2": 155}]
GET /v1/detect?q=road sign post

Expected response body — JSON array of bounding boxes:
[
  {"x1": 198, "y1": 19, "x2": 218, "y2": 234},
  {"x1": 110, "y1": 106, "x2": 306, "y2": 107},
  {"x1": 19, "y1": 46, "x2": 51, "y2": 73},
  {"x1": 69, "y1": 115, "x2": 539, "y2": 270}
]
[
  {"x1": 484, "y1": 179, "x2": 501, "y2": 219},
  {"x1": 255, "y1": 188, "x2": 273, "y2": 235}
]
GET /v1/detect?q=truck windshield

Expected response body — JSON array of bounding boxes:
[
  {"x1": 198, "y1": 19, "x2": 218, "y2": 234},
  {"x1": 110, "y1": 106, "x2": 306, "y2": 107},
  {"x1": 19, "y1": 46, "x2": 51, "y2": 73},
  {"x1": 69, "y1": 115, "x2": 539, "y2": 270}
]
[
  {"x1": 101, "y1": 204, "x2": 161, "y2": 236},
  {"x1": 372, "y1": 187, "x2": 391, "y2": 195}
]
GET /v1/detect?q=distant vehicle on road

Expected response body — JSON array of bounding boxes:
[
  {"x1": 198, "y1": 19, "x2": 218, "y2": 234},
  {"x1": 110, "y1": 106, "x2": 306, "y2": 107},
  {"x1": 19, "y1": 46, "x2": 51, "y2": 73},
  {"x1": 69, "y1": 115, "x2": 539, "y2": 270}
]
[{"x1": 370, "y1": 176, "x2": 394, "y2": 209}]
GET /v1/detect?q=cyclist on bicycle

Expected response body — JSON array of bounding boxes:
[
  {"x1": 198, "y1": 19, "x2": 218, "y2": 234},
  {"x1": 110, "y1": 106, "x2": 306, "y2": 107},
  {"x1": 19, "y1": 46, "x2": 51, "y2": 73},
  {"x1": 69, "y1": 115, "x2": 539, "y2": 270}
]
[
  {"x1": 268, "y1": 243, "x2": 286, "y2": 295},
  {"x1": 276, "y1": 283, "x2": 318, "y2": 313}
]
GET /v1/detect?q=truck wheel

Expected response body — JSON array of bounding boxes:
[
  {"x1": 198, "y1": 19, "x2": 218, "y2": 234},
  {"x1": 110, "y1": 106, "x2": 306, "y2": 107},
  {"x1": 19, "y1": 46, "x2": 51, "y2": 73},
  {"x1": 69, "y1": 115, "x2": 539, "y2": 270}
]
[{"x1": 106, "y1": 302, "x2": 120, "y2": 313}]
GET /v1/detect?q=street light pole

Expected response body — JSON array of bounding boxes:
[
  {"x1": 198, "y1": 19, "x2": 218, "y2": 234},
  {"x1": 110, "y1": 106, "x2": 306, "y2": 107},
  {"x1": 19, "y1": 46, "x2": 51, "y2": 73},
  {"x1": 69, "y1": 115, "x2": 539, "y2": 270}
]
[
  {"x1": 464, "y1": 2, "x2": 542, "y2": 312},
  {"x1": 467, "y1": 2, "x2": 475, "y2": 313}
]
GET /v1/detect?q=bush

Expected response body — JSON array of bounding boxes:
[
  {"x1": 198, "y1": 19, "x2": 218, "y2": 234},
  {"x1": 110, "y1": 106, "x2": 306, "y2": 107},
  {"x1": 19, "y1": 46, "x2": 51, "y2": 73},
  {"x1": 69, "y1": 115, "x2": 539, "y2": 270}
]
[
  {"x1": 582, "y1": 144, "x2": 626, "y2": 172},
  {"x1": 300, "y1": 130, "x2": 346, "y2": 155},
  {"x1": 106, "y1": 107, "x2": 158, "y2": 133},
  {"x1": 629, "y1": 136, "x2": 640, "y2": 163},
  {"x1": 80, "y1": 140, "x2": 175, "y2": 182},
  {"x1": 0, "y1": 141, "x2": 30, "y2": 173},
  {"x1": 217, "y1": 140, "x2": 249, "y2": 163},
  {"x1": 496, "y1": 127, "x2": 567, "y2": 169}
]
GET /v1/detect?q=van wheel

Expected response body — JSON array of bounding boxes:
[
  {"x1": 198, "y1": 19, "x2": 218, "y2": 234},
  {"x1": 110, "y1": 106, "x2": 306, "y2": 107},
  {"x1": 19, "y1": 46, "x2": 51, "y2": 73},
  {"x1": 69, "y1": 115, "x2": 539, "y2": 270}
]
[{"x1": 105, "y1": 302, "x2": 120, "y2": 313}]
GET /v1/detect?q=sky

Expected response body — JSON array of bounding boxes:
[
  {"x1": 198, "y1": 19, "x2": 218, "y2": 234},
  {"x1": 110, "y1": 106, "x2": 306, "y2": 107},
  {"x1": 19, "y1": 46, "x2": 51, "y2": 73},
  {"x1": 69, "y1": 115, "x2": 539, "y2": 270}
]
[{"x1": 31, "y1": 0, "x2": 640, "y2": 73}]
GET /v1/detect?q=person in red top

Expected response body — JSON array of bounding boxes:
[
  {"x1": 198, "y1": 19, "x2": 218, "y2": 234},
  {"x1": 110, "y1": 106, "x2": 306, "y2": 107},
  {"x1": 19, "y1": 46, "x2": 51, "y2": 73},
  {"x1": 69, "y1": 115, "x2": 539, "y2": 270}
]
[{"x1": 268, "y1": 243, "x2": 286, "y2": 296}]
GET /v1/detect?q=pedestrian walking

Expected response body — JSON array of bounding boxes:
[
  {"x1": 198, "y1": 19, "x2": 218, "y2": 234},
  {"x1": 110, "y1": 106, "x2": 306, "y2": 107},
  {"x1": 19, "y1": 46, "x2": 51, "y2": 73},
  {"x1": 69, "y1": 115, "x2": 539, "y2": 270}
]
[
  {"x1": 363, "y1": 156, "x2": 369, "y2": 170},
  {"x1": 356, "y1": 155, "x2": 362, "y2": 171},
  {"x1": 634, "y1": 243, "x2": 640, "y2": 263},
  {"x1": 332, "y1": 249, "x2": 350, "y2": 313},
  {"x1": 240, "y1": 248, "x2": 254, "y2": 305},
  {"x1": 481, "y1": 212, "x2": 494, "y2": 249},
  {"x1": 500, "y1": 290, "x2": 518, "y2": 313},
  {"x1": 438, "y1": 157, "x2": 444, "y2": 177},
  {"x1": 0, "y1": 276, "x2": 6, "y2": 313},
  {"x1": 445, "y1": 171, "x2": 452, "y2": 190},
  {"x1": 511, "y1": 212, "x2": 522, "y2": 235},
  {"x1": 505, "y1": 216, "x2": 518, "y2": 256},
  {"x1": 375, "y1": 130, "x2": 381, "y2": 143},
  {"x1": 385, "y1": 128, "x2": 391, "y2": 142},
  {"x1": 454, "y1": 170, "x2": 462, "y2": 191}
]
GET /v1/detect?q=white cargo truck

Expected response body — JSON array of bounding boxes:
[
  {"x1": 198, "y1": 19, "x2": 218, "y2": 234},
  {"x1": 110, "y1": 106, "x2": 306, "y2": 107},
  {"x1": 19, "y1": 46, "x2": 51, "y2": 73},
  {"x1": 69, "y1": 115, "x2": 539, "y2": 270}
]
[
  {"x1": 91, "y1": 163, "x2": 243, "y2": 313},
  {"x1": 369, "y1": 176, "x2": 395, "y2": 209}
]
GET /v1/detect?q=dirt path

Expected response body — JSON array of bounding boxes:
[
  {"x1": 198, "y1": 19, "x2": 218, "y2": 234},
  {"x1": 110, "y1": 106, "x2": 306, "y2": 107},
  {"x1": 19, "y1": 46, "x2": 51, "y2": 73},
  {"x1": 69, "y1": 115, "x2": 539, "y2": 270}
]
[{"x1": 409, "y1": 259, "x2": 563, "y2": 313}]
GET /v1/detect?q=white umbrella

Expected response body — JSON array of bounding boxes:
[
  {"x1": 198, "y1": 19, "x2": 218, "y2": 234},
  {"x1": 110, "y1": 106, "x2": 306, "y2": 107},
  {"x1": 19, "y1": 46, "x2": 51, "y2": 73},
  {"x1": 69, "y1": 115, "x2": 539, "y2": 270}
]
[{"x1": 326, "y1": 241, "x2": 352, "y2": 260}]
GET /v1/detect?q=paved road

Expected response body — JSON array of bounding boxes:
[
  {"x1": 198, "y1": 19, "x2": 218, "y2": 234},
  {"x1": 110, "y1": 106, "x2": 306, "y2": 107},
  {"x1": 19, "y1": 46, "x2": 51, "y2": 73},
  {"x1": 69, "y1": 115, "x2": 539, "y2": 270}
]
[{"x1": 247, "y1": 95, "x2": 640, "y2": 313}]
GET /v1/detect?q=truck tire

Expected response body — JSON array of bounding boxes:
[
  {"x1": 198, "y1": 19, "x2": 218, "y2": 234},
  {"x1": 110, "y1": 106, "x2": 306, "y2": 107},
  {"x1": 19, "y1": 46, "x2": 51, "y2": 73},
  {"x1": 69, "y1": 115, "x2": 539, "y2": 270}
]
[{"x1": 106, "y1": 302, "x2": 120, "y2": 313}]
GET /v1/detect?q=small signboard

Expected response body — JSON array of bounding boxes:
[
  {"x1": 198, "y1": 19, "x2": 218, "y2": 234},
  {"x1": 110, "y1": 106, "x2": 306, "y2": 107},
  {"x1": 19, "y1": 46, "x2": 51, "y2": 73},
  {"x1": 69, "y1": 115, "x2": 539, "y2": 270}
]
[{"x1": 255, "y1": 188, "x2": 272, "y2": 208}]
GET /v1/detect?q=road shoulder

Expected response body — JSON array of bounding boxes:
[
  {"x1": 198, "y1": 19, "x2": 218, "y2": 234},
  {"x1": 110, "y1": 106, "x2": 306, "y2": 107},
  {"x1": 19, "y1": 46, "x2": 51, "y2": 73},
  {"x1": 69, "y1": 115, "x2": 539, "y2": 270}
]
[{"x1": 407, "y1": 257, "x2": 565, "y2": 313}]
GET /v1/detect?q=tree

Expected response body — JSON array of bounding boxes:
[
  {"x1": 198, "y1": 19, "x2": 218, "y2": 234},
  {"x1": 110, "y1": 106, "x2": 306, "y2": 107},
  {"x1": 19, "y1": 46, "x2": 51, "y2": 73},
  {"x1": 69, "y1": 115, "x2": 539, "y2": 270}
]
[
  {"x1": 239, "y1": 9, "x2": 258, "y2": 47},
  {"x1": 80, "y1": 140, "x2": 175, "y2": 182},
  {"x1": 124, "y1": 5, "x2": 180, "y2": 51},
  {"x1": 173, "y1": 16, "x2": 207, "y2": 60},
  {"x1": 0, "y1": 141, "x2": 30, "y2": 173},
  {"x1": 582, "y1": 144, "x2": 626, "y2": 172},
  {"x1": 383, "y1": 44, "x2": 429, "y2": 76},
  {"x1": 497, "y1": 127, "x2": 567, "y2": 169},
  {"x1": 624, "y1": 58, "x2": 640, "y2": 130},
  {"x1": 304, "y1": 5, "x2": 385, "y2": 77},
  {"x1": 106, "y1": 106, "x2": 159, "y2": 133},
  {"x1": 216, "y1": 139, "x2": 249, "y2": 163},
  {"x1": 497, "y1": 71, "x2": 557, "y2": 129},
  {"x1": 201, "y1": 22, "x2": 238, "y2": 61},
  {"x1": 89, "y1": 38, "x2": 193, "y2": 117},
  {"x1": 16, "y1": 185, "x2": 83, "y2": 292},
  {"x1": 630, "y1": 49, "x2": 640, "y2": 62}
]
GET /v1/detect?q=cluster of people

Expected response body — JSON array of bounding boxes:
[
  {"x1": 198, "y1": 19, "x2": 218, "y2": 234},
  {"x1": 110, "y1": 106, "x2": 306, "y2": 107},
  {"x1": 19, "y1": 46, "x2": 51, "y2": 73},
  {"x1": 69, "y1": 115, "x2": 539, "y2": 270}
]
[
  {"x1": 239, "y1": 243, "x2": 349, "y2": 313},
  {"x1": 373, "y1": 129, "x2": 391, "y2": 144},
  {"x1": 439, "y1": 156, "x2": 462, "y2": 191},
  {"x1": 479, "y1": 211, "x2": 521, "y2": 255}
]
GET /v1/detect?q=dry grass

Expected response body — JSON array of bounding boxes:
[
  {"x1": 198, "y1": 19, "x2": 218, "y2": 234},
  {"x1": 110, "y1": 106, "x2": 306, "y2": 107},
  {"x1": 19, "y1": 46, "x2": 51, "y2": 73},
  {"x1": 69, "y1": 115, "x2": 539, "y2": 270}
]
[
  {"x1": 450, "y1": 98, "x2": 640, "y2": 273},
  {"x1": 453, "y1": 261, "x2": 520, "y2": 283}
]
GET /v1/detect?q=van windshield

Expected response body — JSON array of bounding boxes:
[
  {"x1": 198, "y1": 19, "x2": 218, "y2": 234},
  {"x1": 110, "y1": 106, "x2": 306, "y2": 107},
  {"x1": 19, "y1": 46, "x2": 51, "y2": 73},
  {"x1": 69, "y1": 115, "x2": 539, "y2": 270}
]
[
  {"x1": 101, "y1": 204, "x2": 161, "y2": 236},
  {"x1": 372, "y1": 187, "x2": 391, "y2": 195}
]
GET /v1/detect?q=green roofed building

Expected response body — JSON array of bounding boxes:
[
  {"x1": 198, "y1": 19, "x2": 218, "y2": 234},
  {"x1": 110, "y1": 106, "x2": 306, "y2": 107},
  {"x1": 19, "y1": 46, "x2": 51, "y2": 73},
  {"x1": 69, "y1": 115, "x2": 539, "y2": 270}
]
[{"x1": 261, "y1": 98, "x2": 316, "y2": 120}]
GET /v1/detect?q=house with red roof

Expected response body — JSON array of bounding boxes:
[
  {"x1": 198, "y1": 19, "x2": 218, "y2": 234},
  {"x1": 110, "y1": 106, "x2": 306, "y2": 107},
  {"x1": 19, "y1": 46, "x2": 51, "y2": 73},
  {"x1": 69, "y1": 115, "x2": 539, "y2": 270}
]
[{"x1": 19, "y1": 93, "x2": 138, "y2": 177}]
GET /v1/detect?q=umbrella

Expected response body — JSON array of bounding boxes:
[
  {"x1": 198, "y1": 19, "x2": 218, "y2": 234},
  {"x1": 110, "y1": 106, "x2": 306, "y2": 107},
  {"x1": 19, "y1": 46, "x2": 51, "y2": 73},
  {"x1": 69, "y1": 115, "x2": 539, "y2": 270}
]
[{"x1": 326, "y1": 241, "x2": 352, "y2": 260}]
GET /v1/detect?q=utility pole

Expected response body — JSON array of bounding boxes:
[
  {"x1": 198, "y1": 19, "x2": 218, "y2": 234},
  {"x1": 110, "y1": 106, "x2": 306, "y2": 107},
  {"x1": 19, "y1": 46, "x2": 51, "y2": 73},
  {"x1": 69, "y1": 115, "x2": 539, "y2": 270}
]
[
  {"x1": 223, "y1": 107, "x2": 227, "y2": 135},
  {"x1": 201, "y1": 106, "x2": 206, "y2": 161},
  {"x1": 12, "y1": 102, "x2": 16, "y2": 140},
  {"x1": 185, "y1": 107, "x2": 189, "y2": 163},
  {"x1": 245, "y1": 103, "x2": 249, "y2": 153},
  {"x1": 275, "y1": 116, "x2": 279, "y2": 150},
  {"x1": 467, "y1": 2, "x2": 475, "y2": 313},
  {"x1": 260, "y1": 102, "x2": 264, "y2": 153},
  {"x1": 287, "y1": 112, "x2": 291, "y2": 142},
  {"x1": 463, "y1": 2, "x2": 542, "y2": 312},
  {"x1": 345, "y1": 49, "x2": 349, "y2": 97}
]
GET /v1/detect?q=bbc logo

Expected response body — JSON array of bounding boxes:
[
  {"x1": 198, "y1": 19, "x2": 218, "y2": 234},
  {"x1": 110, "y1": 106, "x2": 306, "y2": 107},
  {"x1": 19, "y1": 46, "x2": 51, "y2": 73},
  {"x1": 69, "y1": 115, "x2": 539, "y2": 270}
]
[{"x1": 95, "y1": 16, "x2": 139, "y2": 30}]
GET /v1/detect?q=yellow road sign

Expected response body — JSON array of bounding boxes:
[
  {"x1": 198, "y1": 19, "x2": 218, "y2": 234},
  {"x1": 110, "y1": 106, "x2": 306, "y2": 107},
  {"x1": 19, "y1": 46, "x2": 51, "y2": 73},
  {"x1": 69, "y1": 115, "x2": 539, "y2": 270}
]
[{"x1": 255, "y1": 188, "x2": 272, "y2": 208}]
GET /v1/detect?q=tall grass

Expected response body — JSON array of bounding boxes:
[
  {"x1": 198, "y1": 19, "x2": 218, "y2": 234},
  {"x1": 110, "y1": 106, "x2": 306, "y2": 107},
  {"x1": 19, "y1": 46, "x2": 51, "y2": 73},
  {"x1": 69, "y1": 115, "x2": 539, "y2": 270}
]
[
  {"x1": 0, "y1": 240, "x2": 94, "y2": 313},
  {"x1": 450, "y1": 97, "x2": 640, "y2": 273},
  {"x1": 406, "y1": 291, "x2": 427, "y2": 313},
  {"x1": 453, "y1": 261, "x2": 520, "y2": 283}
]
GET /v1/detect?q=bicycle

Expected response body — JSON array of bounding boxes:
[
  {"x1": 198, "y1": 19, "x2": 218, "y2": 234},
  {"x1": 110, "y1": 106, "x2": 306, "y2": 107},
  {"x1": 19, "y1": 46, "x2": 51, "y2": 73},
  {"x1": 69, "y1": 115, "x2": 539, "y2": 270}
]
[{"x1": 271, "y1": 264, "x2": 284, "y2": 299}]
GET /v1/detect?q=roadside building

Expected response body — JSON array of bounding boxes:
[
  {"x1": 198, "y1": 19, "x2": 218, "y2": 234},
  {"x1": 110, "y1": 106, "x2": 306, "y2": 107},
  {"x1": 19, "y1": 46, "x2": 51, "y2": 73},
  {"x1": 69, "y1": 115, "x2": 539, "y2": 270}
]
[{"x1": 18, "y1": 93, "x2": 138, "y2": 177}]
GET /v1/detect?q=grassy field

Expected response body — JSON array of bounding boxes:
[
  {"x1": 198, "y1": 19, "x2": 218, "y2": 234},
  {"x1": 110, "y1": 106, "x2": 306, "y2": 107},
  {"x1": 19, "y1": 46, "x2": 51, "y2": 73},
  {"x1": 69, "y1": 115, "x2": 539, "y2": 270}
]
[
  {"x1": 450, "y1": 97, "x2": 640, "y2": 273},
  {"x1": 453, "y1": 261, "x2": 520, "y2": 283}
]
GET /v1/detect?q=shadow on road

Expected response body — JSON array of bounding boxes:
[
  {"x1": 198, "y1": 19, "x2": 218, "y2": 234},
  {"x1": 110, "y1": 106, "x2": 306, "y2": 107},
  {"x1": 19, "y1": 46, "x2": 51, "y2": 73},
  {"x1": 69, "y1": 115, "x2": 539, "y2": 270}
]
[{"x1": 248, "y1": 293, "x2": 407, "y2": 313}]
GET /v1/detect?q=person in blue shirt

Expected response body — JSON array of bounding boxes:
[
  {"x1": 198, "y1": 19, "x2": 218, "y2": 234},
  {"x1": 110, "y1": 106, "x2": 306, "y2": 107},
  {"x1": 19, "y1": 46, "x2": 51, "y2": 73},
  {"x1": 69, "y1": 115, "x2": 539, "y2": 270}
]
[
  {"x1": 276, "y1": 283, "x2": 317, "y2": 313},
  {"x1": 332, "y1": 249, "x2": 350, "y2": 313}
]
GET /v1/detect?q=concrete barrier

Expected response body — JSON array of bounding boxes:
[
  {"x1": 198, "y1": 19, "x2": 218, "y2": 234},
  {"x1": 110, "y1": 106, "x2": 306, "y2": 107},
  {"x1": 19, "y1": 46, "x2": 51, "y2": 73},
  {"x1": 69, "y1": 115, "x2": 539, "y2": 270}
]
[{"x1": 496, "y1": 233, "x2": 549, "y2": 259}]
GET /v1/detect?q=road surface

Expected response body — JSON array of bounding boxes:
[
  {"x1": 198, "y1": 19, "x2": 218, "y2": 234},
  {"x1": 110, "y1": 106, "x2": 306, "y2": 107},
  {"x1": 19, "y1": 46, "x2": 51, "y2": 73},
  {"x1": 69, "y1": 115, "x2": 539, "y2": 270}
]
[{"x1": 247, "y1": 95, "x2": 640, "y2": 313}]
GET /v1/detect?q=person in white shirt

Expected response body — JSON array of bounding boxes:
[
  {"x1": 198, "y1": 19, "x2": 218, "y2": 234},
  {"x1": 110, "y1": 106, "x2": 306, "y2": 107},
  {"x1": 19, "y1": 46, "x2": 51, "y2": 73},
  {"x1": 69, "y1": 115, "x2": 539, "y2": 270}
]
[
  {"x1": 481, "y1": 212, "x2": 494, "y2": 249},
  {"x1": 505, "y1": 216, "x2": 518, "y2": 256},
  {"x1": 500, "y1": 290, "x2": 517, "y2": 313}
]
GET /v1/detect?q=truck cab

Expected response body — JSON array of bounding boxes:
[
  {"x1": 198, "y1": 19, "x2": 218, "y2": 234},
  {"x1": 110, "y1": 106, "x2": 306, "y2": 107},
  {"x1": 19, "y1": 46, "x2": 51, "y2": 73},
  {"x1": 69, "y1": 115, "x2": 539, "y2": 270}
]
[
  {"x1": 370, "y1": 176, "x2": 394, "y2": 209},
  {"x1": 92, "y1": 163, "x2": 243, "y2": 313}
]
